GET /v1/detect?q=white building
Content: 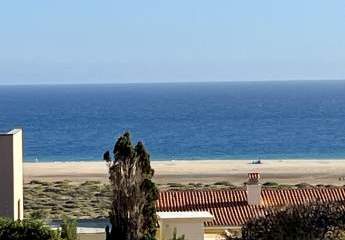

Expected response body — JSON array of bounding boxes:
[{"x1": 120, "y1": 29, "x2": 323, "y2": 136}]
[
  {"x1": 157, "y1": 211, "x2": 214, "y2": 240},
  {"x1": 0, "y1": 129, "x2": 24, "y2": 220}
]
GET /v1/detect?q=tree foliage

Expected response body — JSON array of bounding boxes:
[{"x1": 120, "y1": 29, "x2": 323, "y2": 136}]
[
  {"x1": 104, "y1": 132, "x2": 159, "y2": 240},
  {"x1": 228, "y1": 201, "x2": 345, "y2": 240},
  {"x1": 0, "y1": 217, "x2": 61, "y2": 240}
]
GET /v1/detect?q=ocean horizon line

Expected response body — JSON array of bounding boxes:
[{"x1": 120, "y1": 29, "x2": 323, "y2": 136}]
[
  {"x1": 23, "y1": 157, "x2": 345, "y2": 163},
  {"x1": 1, "y1": 79, "x2": 345, "y2": 87}
]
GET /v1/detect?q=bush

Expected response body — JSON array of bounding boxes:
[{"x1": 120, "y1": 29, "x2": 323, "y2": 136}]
[
  {"x1": 169, "y1": 228, "x2": 185, "y2": 240},
  {"x1": 30, "y1": 210, "x2": 48, "y2": 220},
  {"x1": 237, "y1": 202, "x2": 345, "y2": 240},
  {"x1": 262, "y1": 181, "x2": 279, "y2": 187},
  {"x1": 0, "y1": 217, "x2": 61, "y2": 240},
  {"x1": 60, "y1": 217, "x2": 77, "y2": 240},
  {"x1": 167, "y1": 183, "x2": 185, "y2": 188},
  {"x1": 213, "y1": 181, "x2": 234, "y2": 187}
]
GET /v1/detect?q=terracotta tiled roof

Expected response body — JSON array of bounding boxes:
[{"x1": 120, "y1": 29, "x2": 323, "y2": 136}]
[{"x1": 156, "y1": 188, "x2": 345, "y2": 227}]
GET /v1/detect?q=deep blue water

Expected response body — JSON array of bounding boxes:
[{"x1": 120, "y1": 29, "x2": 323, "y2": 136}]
[{"x1": 1, "y1": 81, "x2": 345, "y2": 162}]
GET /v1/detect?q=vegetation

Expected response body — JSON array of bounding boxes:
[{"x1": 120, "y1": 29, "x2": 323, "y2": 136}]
[
  {"x1": 24, "y1": 180, "x2": 341, "y2": 220},
  {"x1": 167, "y1": 183, "x2": 185, "y2": 188},
  {"x1": 213, "y1": 181, "x2": 235, "y2": 187},
  {"x1": 0, "y1": 217, "x2": 79, "y2": 240},
  {"x1": 169, "y1": 229, "x2": 185, "y2": 240},
  {"x1": 24, "y1": 180, "x2": 111, "y2": 220},
  {"x1": 60, "y1": 217, "x2": 78, "y2": 240},
  {"x1": 262, "y1": 181, "x2": 279, "y2": 187},
  {"x1": 227, "y1": 202, "x2": 345, "y2": 240},
  {"x1": 0, "y1": 217, "x2": 61, "y2": 240},
  {"x1": 23, "y1": 180, "x2": 241, "y2": 220},
  {"x1": 103, "y1": 132, "x2": 159, "y2": 240}
]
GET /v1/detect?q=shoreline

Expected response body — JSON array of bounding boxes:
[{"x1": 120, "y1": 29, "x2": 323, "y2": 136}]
[
  {"x1": 24, "y1": 159, "x2": 345, "y2": 186},
  {"x1": 23, "y1": 157, "x2": 345, "y2": 163}
]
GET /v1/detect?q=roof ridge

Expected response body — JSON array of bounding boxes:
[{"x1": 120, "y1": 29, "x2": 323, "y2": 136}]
[{"x1": 161, "y1": 187, "x2": 345, "y2": 193}]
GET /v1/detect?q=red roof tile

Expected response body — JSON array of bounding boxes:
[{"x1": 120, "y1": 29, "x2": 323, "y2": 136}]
[{"x1": 156, "y1": 188, "x2": 345, "y2": 227}]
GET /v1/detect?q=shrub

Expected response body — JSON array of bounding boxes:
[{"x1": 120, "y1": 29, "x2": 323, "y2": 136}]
[
  {"x1": 262, "y1": 181, "x2": 279, "y2": 187},
  {"x1": 167, "y1": 183, "x2": 185, "y2": 188},
  {"x1": 169, "y1": 228, "x2": 185, "y2": 240},
  {"x1": 29, "y1": 180, "x2": 46, "y2": 185},
  {"x1": 213, "y1": 181, "x2": 234, "y2": 187},
  {"x1": 295, "y1": 183, "x2": 312, "y2": 188},
  {"x1": 238, "y1": 202, "x2": 345, "y2": 240},
  {"x1": 30, "y1": 210, "x2": 48, "y2": 220},
  {"x1": 0, "y1": 217, "x2": 61, "y2": 240},
  {"x1": 60, "y1": 217, "x2": 77, "y2": 240}
]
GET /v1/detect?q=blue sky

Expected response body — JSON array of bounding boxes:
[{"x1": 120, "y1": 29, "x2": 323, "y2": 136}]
[{"x1": 0, "y1": 1, "x2": 345, "y2": 85}]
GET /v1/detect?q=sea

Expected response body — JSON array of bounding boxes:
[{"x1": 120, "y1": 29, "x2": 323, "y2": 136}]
[{"x1": 1, "y1": 81, "x2": 345, "y2": 162}]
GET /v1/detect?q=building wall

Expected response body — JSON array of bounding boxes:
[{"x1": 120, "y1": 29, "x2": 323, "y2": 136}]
[
  {"x1": 0, "y1": 129, "x2": 23, "y2": 220},
  {"x1": 247, "y1": 184, "x2": 262, "y2": 206},
  {"x1": 159, "y1": 219, "x2": 204, "y2": 240},
  {"x1": 12, "y1": 130, "x2": 23, "y2": 220},
  {"x1": 0, "y1": 134, "x2": 14, "y2": 218},
  {"x1": 205, "y1": 226, "x2": 241, "y2": 239}
]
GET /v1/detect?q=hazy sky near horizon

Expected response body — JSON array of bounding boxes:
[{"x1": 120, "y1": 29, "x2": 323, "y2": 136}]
[{"x1": 1, "y1": 1, "x2": 345, "y2": 85}]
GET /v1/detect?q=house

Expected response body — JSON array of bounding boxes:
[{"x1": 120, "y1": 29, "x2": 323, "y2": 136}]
[
  {"x1": 157, "y1": 173, "x2": 345, "y2": 237},
  {"x1": 157, "y1": 211, "x2": 214, "y2": 240}
]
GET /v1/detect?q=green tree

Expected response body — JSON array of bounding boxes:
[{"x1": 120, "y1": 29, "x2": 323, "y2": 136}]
[{"x1": 104, "y1": 132, "x2": 159, "y2": 240}]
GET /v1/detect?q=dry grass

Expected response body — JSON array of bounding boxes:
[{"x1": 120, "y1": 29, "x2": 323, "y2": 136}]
[{"x1": 24, "y1": 180, "x2": 330, "y2": 220}]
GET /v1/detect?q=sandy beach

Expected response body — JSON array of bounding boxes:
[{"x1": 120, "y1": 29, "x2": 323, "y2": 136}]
[{"x1": 24, "y1": 159, "x2": 345, "y2": 186}]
